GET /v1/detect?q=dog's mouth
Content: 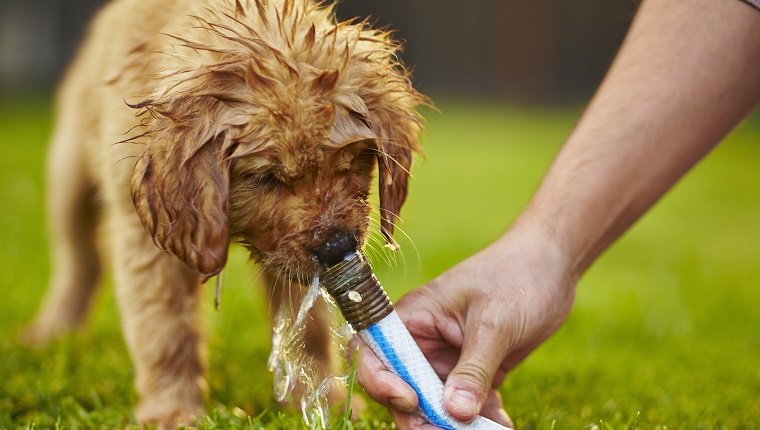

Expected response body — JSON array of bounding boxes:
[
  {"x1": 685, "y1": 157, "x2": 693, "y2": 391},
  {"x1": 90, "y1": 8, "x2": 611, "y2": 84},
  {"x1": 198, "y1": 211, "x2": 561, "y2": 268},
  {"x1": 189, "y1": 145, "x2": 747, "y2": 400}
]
[{"x1": 312, "y1": 230, "x2": 359, "y2": 268}]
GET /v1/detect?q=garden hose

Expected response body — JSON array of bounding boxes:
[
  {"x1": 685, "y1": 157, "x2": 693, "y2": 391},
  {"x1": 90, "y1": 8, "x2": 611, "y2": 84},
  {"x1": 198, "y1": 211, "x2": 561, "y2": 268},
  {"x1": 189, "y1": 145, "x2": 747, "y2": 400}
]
[{"x1": 321, "y1": 253, "x2": 511, "y2": 430}]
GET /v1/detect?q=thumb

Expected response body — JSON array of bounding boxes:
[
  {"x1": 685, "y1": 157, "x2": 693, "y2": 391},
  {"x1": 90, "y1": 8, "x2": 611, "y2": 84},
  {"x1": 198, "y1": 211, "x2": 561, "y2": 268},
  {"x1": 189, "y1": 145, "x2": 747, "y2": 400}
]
[{"x1": 443, "y1": 320, "x2": 509, "y2": 422}]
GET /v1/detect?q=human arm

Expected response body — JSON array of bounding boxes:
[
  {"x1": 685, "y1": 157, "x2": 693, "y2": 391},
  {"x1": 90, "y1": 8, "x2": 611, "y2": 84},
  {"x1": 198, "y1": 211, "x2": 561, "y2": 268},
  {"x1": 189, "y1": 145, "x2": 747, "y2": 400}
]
[
  {"x1": 528, "y1": 0, "x2": 760, "y2": 275},
  {"x1": 356, "y1": 0, "x2": 760, "y2": 428}
]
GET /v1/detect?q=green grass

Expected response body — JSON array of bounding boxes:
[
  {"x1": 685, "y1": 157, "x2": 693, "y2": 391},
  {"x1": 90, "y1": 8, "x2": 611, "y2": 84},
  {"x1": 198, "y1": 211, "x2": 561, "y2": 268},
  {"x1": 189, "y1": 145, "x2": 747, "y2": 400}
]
[{"x1": 1, "y1": 98, "x2": 759, "y2": 429}]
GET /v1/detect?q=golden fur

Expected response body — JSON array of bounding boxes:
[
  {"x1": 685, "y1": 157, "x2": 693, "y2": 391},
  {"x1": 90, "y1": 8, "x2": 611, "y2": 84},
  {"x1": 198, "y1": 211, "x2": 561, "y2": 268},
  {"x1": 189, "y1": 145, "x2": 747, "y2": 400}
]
[{"x1": 24, "y1": 0, "x2": 426, "y2": 427}]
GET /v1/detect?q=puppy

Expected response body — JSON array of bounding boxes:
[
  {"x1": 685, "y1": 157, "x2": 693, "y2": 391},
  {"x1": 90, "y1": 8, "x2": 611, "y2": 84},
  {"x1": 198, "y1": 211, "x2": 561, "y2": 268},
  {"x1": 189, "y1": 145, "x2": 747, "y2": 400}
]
[{"x1": 24, "y1": 0, "x2": 426, "y2": 427}]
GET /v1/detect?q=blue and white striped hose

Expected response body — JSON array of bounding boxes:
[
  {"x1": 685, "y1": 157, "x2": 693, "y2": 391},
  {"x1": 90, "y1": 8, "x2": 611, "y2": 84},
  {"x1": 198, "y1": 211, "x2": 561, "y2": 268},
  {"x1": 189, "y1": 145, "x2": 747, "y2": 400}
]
[
  {"x1": 321, "y1": 252, "x2": 510, "y2": 430},
  {"x1": 358, "y1": 311, "x2": 510, "y2": 430}
]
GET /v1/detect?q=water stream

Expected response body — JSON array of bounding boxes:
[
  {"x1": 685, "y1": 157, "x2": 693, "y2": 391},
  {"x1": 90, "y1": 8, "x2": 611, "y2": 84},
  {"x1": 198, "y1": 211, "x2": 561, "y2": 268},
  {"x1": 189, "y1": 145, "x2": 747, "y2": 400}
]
[{"x1": 267, "y1": 276, "x2": 350, "y2": 429}]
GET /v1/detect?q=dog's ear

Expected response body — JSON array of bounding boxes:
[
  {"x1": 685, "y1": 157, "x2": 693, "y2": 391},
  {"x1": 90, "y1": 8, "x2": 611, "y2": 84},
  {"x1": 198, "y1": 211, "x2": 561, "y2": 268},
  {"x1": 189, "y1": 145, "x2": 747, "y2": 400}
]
[
  {"x1": 131, "y1": 136, "x2": 230, "y2": 280},
  {"x1": 373, "y1": 117, "x2": 420, "y2": 248}
]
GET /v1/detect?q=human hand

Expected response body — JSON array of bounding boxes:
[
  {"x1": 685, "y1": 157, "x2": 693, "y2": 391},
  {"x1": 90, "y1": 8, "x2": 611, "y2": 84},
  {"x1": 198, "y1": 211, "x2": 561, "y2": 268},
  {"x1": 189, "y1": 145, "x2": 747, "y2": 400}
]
[{"x1": 354, "y1": 228, "x2": 576, "y2": 429}]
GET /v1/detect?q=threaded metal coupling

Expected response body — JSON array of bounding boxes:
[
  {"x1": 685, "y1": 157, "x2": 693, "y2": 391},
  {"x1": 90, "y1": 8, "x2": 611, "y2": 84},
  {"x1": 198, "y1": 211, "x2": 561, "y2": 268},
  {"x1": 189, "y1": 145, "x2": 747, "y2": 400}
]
[{"x1": 320, "y1": 252, "x2": 394, "y2": 331}]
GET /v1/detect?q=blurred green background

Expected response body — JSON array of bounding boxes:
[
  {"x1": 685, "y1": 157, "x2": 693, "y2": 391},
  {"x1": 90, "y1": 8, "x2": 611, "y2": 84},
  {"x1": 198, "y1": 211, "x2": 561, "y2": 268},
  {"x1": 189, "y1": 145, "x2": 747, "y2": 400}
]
[
  {"x1": 1, "y1": 100, "x2": 759, "y2": 428},
  {"x1": 2, "y1": 0, "x2": 760, "y2": 429}
]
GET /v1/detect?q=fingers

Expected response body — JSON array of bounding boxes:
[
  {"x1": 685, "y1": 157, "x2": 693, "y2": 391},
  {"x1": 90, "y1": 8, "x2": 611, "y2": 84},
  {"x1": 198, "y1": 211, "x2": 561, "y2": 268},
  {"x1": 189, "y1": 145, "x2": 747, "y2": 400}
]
[
  {"x1": 353, "y1": 338, "x2": 458, "y2": 430},
  {"x1": 390, "y1": 409, "x2": 441, "y2": 430},
  {"x1": 443, "y1": 317, "x2": 510, "y2": 422},
  {"x1": 392, "y1": 389, "x2": 513, "y2": 429},
  {"x1": 479, "y1": 389, "x2": 513, "y2": 428},
  {"x1": 353, "y1": 338, "x2": 418, "y2": 413}
]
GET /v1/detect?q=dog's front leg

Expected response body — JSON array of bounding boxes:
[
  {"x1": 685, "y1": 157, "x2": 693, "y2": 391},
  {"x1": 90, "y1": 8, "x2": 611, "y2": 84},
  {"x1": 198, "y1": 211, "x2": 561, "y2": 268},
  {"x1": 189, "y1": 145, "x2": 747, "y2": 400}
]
[{"x1": 111, "y1": 213, "x2": 206, "y2": 429}]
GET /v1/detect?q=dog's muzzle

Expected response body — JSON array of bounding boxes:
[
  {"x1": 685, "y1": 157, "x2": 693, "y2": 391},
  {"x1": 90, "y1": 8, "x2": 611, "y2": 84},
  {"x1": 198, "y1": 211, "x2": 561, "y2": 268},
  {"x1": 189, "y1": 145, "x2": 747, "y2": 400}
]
[{"x1": 313, "y1": 230, "x2": 358, "y2": 267}]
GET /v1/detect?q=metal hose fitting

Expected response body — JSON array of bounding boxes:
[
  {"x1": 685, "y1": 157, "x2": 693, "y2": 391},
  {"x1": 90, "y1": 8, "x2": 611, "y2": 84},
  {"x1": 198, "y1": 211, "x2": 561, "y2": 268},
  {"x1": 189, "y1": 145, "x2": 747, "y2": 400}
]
[{"x1": 320, "y1": 252, "x2": 393, "y2": 331}]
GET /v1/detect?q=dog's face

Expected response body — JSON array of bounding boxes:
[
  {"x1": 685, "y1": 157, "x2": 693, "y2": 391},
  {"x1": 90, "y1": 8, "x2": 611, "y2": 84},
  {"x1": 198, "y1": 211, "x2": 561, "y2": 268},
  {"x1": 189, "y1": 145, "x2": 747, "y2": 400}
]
[
  {"x1": 222, "y1": 86, "x2": 383, "y2": 281},
  {"x1": 227, "y1": 134, "x2": 376, "y2": 280},
  {"x1": 127, "y1": 2, "x2": 425, "y2": 282}
]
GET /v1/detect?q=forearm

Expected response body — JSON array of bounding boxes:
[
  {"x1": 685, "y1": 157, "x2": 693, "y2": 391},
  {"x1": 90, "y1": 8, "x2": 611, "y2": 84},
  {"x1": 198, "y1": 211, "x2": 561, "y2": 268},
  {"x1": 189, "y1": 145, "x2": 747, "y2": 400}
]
[{"x1": 514, "y1": 0, "x2": 760, "y2": 277}]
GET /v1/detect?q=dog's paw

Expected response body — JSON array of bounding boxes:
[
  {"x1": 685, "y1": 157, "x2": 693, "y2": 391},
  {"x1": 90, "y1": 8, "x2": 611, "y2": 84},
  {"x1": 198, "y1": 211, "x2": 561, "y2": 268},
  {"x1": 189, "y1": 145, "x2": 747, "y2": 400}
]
[{"x1": 137, "y1": 400, "x2": 204, "y2": 429}]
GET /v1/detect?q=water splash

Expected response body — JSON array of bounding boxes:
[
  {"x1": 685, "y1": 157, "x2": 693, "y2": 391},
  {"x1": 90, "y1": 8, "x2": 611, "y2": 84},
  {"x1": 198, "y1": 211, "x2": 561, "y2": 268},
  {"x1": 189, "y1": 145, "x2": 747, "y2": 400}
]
[
  {"x1": 267, "y1": 276, "x2": 351, "y2": 429},
  {"x1": 267, "y1": 277, "x2": 321, "y2": 402},
  {"x1": 301, "y1": 374, "x2": 348, "y2": 428}
]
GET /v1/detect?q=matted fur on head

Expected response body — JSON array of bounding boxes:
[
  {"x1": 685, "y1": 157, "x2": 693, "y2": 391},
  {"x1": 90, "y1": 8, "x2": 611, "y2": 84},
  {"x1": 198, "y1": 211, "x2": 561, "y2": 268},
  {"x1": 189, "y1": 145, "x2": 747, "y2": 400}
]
[{"x1": 126, "y1": 0, "x2": 427, "y2": 279}]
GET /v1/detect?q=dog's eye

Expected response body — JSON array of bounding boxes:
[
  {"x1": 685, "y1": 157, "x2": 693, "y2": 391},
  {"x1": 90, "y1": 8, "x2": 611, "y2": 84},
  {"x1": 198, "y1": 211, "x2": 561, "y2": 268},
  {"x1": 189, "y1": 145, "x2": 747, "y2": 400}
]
[
  {"x1": 351, "y1": 148, "x2": 376, "y2": 172},
  {"x1": 251, "y1": 173, "x2": 282, "y2": 188}
]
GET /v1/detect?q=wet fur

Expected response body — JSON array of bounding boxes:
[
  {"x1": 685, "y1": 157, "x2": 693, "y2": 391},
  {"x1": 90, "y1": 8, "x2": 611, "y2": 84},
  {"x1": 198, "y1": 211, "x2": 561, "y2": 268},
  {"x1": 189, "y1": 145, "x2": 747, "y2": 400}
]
[{"x1": 24, "y1": 0, "x2": 426, "y2": 428}]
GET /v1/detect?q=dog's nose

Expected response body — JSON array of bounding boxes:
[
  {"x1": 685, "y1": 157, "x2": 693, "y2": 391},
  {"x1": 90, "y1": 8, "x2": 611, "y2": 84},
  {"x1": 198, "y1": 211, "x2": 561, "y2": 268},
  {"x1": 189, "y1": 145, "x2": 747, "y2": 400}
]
[{"x1": 314, "y1": 230, "x2": 358, "y2": 267}]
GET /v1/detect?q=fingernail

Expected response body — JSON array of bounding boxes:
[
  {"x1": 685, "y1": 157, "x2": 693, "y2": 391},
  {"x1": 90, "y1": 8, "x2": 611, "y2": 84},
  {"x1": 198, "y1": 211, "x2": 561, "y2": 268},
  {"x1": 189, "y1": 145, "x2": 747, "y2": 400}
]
[
  {"x1": 389, "y1": 396, "x2": 415, "y2": 413},
  {"x1": 447, "y1": 388, "x2": 479, "y2": 418}
]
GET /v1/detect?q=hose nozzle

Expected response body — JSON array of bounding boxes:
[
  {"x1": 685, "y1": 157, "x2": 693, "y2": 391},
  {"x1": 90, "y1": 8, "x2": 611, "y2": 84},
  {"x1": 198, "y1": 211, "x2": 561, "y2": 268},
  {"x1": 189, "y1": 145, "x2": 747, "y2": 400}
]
[{"x1": 320, "y1": 253, "x2": 393, "y2": 331}]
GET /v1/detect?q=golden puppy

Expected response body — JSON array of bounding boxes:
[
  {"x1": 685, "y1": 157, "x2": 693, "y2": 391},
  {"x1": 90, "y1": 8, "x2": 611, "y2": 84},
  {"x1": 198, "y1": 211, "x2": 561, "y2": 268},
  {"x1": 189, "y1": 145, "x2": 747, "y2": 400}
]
[{"x1": 24, "y1": 0, "x2": 425, "y2": 427}]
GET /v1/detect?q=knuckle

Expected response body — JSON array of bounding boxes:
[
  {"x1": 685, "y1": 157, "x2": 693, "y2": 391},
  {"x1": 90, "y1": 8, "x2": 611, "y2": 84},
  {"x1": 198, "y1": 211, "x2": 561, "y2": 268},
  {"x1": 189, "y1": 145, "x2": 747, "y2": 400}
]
[
  {"x1": 476, "y1": 314, "x2": 503, "y2": 332},
  {"x1": 356, "y1": 368, "x2": 405, "y2": 404},
  {"x1": 354, "y1": 359, "x2": 377, "y2": 391},
  {"x1": 451, "y1": 361, "x2": 492, "y2": 391},
  {"x1": 354, "y1": 365, "x2": 370, "y2": 388}
]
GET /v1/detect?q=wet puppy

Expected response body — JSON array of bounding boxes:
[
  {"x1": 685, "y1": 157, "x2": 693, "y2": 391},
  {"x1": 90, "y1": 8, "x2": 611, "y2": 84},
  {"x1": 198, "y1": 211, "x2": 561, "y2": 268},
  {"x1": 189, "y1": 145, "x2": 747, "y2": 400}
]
[{"x1": 24, "y1": 0, "x2": 425, "y2": 427}]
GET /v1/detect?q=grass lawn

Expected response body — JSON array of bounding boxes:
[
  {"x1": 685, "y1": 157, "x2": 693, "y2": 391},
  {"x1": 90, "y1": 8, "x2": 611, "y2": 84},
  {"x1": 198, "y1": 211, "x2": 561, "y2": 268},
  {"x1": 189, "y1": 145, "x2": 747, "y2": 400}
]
[{"x1": 1, "y1": 98, "x2": 758, "y2": 429}]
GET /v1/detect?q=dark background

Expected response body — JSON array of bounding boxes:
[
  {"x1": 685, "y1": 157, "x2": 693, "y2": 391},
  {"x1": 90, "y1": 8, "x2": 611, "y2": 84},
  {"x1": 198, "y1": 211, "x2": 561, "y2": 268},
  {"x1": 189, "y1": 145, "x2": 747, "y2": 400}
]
[{"x1": 0, "y1": 0, "x2": 639, "y2": 103}]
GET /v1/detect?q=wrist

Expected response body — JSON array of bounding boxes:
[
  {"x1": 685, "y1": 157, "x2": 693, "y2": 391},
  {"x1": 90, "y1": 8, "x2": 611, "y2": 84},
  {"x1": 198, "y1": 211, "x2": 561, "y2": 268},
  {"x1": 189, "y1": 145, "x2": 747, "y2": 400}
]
[
  {"x1": 494, "y1": 218, "x2": 579, "y2": 287},
  {"x1": 508, "y1": 171, "x2": 608, "y2": 280}
]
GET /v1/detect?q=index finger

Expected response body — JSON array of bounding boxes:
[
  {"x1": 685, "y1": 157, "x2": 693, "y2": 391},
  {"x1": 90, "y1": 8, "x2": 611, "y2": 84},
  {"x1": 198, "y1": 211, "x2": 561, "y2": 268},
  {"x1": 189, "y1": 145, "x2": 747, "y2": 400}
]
[{"x1": 351, "y1": 337, "x2": 419, "y2": 414}]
